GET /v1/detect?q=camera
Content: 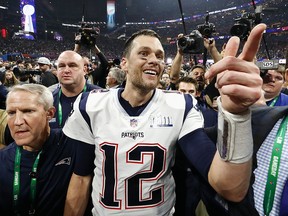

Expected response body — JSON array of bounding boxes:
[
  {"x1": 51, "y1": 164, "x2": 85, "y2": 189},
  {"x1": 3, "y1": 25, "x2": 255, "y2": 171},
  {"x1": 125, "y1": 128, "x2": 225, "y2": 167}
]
[
  {"x1": 230, "y1": 13, "x2": 255, "y2": 41},
  {"x1": 13, "y1": 67, "x2": 41, "y2": 77},
  {"x1": 197, "y1": 12, "x2": 216, "y2": 38},
  {"x1": 231, "y1": 6, "x2": 262, "y2": 41},
  {"x1": 256, "y1": 59, "x2": 280, "y2": 70},
  {"x1": 177, "y1": 30, "x2": 204, "y2": 54},
  {"x1": 256, "y1": 59, "x2": 280, "y2": 77},
  {"x1": 197, "y1": 23, "x2": 216, "y2": 38},
  {"x1": 78, "y1": 23, "x2": 100, "y2": 47}
]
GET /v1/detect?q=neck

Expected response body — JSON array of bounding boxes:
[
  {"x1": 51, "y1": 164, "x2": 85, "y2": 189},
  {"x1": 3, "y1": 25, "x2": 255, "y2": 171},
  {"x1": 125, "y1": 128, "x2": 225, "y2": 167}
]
[
  {"x1": 197, "y1": 84, "x2": 205, "y2": 92},
  {"x1": 22, "y1": 145, "x2": 42, "y2": 152},
  {"x1": 264, "y1": 92, "x2": 280, "y2": 102},
  {"x1": 61, "y1": 81, "x2": 86, "y2": 97},
  {"x1": 122, "y1": 87, "x2": 154, "y2": 107}
]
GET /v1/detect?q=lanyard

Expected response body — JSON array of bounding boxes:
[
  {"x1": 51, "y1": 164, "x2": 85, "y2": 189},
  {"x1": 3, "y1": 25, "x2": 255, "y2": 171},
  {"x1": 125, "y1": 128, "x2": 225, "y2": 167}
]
[
  {"x1": 58, "y1": 84, "x2": 87, "y2": 127},
  {"x1": 263, "y1": 115, "x2": 288, "y2": 215},
  {"x1": 269, "y1": 95, "x2": 279, "y2": 107},
  {"x1": 13, "y1": 146, "x2": 42, "y2": 215}
]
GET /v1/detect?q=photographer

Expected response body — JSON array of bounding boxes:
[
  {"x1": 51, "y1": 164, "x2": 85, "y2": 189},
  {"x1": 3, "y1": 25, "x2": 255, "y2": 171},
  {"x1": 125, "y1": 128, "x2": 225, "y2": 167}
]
[
  {"x1": 37, "y1": 57, "x2": 58, "y2": 87},
  {"x1": 74, "y1": 32, "x2": 109, "y2": 88},
  {"x1": 203, "y1": 38, "x2": 223, "y2": 65},
  {"x1": 170, "y1": 33, "x2": 219, "y2": 115},
  {"x1": 169, "y1": 33, "x2": 185, "y2": 87}
]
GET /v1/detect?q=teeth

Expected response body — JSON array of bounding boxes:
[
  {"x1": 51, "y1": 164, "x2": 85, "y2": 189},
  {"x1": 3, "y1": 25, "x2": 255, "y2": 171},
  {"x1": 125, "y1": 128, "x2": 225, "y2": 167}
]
[{"x1": 144, "y1": 70, "x2": 157, "y2": 75}]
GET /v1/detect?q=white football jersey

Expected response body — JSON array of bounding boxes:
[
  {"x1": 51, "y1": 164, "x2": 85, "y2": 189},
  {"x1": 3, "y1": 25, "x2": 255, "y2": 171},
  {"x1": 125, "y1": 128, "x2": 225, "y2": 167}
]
[{"x1": 63, "y1": 88, "x2": 204, "y2": 216}]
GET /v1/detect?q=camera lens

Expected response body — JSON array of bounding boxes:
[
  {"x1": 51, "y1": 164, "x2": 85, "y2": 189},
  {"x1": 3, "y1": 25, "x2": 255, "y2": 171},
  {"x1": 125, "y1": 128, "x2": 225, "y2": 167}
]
[
  {"x1": 178, "y1": 37, "x2": 187, "y2": 47},
  {"x1": 202, "y1": 28, "x2": 211, "y2": 37},
  {"x1": 230, "y1": 24, "x2": 249, "y2": 39}
]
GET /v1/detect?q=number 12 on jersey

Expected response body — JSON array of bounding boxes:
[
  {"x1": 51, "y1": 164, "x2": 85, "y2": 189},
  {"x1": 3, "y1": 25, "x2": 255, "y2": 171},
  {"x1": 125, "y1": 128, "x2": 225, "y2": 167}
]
[{"x1": 100, "y1": 142, "x2": 167, "y2": 210}]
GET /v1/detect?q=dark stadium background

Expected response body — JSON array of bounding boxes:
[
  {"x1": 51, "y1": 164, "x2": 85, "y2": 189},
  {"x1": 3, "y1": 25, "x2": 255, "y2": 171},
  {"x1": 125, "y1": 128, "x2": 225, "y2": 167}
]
[{"x1": 0, "y1": 0, "x2": 287, "y2": 61}]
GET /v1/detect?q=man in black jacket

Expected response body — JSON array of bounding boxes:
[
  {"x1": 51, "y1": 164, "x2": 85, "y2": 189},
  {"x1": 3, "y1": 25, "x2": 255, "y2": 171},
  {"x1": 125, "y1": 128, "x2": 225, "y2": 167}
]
[
  {"x1": 37, "y1": 57, "x2": 58, "y2": 87},
  {"x1": 198, "y1": 105, "x2": 288, "y2": 216},
  {"x1": 74, "y1": 35, "x2": 109, "y2": 88}
]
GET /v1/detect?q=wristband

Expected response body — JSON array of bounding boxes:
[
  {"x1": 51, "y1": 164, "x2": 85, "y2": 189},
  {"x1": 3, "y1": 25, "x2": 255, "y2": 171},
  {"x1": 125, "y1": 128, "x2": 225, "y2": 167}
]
[{"x1": 217, "y1": 97, "x2": 253, "y2": 163}]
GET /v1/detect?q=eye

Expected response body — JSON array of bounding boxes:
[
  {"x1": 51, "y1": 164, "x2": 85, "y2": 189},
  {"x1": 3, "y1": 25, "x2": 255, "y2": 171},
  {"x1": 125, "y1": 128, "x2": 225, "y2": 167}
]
[
  {"x1": 275, "y1": 76, "x2": 283, "y2": 81},
  {"x1": 58, "y1": 64, "x2": 65, "y2": 68},
  {"x1": 156, "y1": 54, "x2": 164, "y2": 60},
  {"x1": 69, "y1": 63, "x2": 78, "y2": 68},
  {"x1": 23, "y1": 109, "x2": 34, "y2": 114},
  {"x1": 139, "y1": 51, "x2": 148, "y2": 57},
  {"x1": 7, "y1": 111, "x2": 15, "y2": 116}
]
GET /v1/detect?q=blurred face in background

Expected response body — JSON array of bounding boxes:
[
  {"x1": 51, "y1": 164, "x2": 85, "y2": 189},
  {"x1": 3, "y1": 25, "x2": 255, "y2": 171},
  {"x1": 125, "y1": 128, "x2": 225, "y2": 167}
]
[
  {"x1": 262, "y1": 69, "x2": 284, "y2": 100},
  {"x1": 25, "y1": 63, "x2": 33, "y2": 70},
  {"x1": 178, "y1": 82, "x2": 197, "y2": 97},
  {"x1": 106, "y1": 71, "x2": 116, "y2": 88},
  {"x1": 161, "y1": 73, "x2": 170, "y2": 85},
  {"x1": 5, "y1": 71, "x2": 13, "y2": 80},
  {"x1": 17, "y1": 63, "x2": 25, "y2": 70},
  {"x1": 285, "y1": 68, "x2": 288, "y2": 83},
  {"x1": 189, "y1": 67, "x2": 205, "y2": 86},
  {"x1": 83, "y1": 57, "x2": 91, "y2": 75},
  {"x1": 38, "y1": 63, "x2": 50, "y2": 72}
]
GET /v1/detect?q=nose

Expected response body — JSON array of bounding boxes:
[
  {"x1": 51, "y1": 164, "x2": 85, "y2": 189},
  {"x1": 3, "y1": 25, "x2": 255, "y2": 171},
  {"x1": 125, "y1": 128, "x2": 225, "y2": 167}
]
[
  {"x1": 266, "y1": 74, "x2": 275, "y2": 83},
  {"x1": 14, "y1": 111, "x2": 25, "y2": 126},
  {"x1": 147, "y1": 54, "x2": 163, "y2": 66}
]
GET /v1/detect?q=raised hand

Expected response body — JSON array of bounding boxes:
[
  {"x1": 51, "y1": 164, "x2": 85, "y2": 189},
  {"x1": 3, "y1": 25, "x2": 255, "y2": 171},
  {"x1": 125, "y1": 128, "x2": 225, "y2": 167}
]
[{"x1": 205, "y1": 23, "x2": 266, "y2": 114}]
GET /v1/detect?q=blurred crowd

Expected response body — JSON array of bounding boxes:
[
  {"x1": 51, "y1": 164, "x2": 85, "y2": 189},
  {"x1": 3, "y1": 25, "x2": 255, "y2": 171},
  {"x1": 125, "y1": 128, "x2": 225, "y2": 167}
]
[
  {"x1": 0, "y1": 3, "x2": 288, "y2": 214},
  {"x1": 1, "y1": 0, "x2": 287, "y2": 63}
]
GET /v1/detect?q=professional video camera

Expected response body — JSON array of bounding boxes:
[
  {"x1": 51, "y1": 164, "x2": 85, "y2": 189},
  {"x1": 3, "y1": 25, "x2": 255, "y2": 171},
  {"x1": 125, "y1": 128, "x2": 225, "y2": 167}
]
[
  {"x1": 77, "y1": 22, "x2": 100, "y2": 47},
  {"x1": 256, "y1": 59, "x2": 280, "y2": 77},
  {"x1": 230, "y1": 6, "x2": 262, "y2": 41},
  {"x1": 256, "y1": 59, "x2": 280, "y2": 70},
  {"x1": 177, "y1": 30, "x2": 204, "y2": 54},
  {"x1": 13, "y1": 67, "x2": 41, "y2": 77},
  {"x1": 177, "y1": 11, "x2": 215, "y2": 54},
  {"x1": 197, "y1": 12, "x2": 216, "y2": 38}
]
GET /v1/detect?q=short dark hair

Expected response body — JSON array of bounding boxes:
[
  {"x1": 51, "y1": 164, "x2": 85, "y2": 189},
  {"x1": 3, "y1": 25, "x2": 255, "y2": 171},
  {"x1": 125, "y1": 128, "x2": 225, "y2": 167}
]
[
  {"x1": 123, "y1": 29, "x2": 161, "y2": 57},
  {"x1": 190, "y1": 64, "x2": 205, "y2": 73},
  {"x1": 175, "y1": 76, "x2": 198, "y2": 90}
]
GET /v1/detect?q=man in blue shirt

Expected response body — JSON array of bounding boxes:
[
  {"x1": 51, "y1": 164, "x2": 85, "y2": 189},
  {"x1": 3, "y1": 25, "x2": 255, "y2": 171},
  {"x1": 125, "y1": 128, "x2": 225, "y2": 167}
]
[{"x1": 0, "y1": 84, "x2": 94, "y2": 215}]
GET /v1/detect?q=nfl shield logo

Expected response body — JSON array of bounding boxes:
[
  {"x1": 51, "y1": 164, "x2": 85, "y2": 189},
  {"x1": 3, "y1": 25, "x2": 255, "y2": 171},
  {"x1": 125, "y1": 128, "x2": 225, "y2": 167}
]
[{"x1": 130, "y1": 119, "x2": 138, "y2": 128}]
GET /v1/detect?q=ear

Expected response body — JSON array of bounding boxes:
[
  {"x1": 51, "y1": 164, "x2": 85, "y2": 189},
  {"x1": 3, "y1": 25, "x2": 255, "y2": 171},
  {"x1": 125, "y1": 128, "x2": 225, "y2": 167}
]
[
  {"x1": 47, "y1": 107, "x2": 56, "y2": 120},
  {"x1": 83, "y1": 67, "x2": 86, "y2": 76},
  {"x1": 120, "y1": 57, "x2": 128, "y2": 73}
]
